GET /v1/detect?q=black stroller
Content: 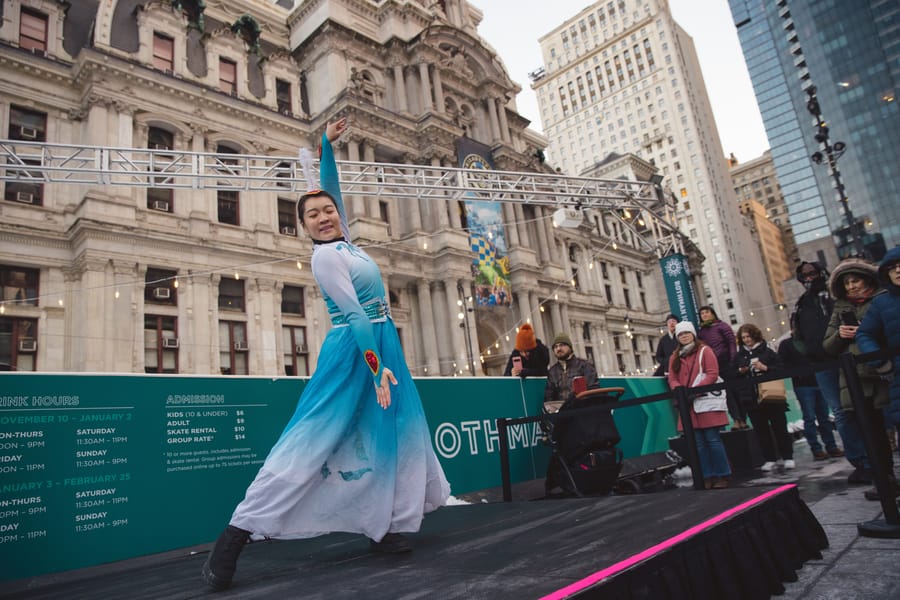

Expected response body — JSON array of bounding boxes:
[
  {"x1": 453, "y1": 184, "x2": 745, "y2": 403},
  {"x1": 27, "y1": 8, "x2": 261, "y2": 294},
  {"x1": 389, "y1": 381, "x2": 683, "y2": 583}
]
[{"x1": 543, "y1": 387, "x2": 624, "y2": 497}]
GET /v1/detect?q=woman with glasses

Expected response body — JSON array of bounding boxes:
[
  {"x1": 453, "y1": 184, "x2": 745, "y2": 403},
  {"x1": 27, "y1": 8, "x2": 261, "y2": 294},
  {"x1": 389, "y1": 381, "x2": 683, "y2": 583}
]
[{"x1": 202, "y1": 118, "x2": 450, "y2": 591}]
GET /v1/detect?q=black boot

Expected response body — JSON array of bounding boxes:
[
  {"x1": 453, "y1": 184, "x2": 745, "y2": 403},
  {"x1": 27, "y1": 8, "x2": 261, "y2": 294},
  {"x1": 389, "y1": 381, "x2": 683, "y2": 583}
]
[
  {"x1": 369, "y1": 532, "x2": 412, "y2": 554},
  {"x1": 202, "y1": 525, "x2": 251, "y2": 591}
]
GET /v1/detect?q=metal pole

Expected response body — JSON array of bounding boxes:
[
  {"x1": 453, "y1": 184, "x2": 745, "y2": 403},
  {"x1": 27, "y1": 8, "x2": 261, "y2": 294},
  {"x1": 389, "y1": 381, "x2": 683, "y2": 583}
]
[
  {"x1": 497, "y1": 418, "x2": 512, "y2": 502},
  {"x1": 839, "y1": 352, "x2": 900, "y2": 537},
  {"x1": 457, "y1": 282, "x2": 475, "y2": 376},
  {"x1": 674, "y1": 386, "x2": 706, "y2": 491}
]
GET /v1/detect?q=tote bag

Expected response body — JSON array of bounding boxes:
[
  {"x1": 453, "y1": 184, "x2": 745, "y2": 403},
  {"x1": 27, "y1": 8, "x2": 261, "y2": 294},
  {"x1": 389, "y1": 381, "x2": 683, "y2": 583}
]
[
  {"x1": 757, "y1": 378, "x2": 787, "y2": 402},
  {"x1": 692, "y1": 347, "x2": 728, "y2": 413}
]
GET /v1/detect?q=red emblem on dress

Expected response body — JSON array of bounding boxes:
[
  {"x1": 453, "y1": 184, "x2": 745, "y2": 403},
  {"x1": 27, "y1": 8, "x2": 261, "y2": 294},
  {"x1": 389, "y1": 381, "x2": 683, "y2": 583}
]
[{"x1": 364, "y1": 350, "x2": 379, "y2": 375}]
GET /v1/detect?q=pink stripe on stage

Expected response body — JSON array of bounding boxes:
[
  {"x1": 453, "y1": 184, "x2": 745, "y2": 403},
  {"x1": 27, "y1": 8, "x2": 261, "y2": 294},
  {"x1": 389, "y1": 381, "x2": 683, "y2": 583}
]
[{"x1": 541, "y1": 484, "x2": 797, "y2": 600}]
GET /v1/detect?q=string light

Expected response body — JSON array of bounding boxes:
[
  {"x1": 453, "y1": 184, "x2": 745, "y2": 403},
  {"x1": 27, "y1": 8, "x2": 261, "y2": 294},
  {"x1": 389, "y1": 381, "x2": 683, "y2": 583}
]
[
  {"x1": 114, "y1": 290, "x2": 120, "y2": 299},
  {"x1": 234, "y1": 272, "x2": 240, "y2": 280},
  {"x1": 173, "y1": 279, "x2": 179, "y2": 288},
  {"x1": 296, "y1": 260, "x2": 303, "y2": 270}
]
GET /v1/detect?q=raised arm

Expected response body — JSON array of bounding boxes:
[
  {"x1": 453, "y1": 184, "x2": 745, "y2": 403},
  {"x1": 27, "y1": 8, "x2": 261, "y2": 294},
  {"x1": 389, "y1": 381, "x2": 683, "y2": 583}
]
[{"x1": 318, "y1": 118, "x2": 351, "y2": 240}]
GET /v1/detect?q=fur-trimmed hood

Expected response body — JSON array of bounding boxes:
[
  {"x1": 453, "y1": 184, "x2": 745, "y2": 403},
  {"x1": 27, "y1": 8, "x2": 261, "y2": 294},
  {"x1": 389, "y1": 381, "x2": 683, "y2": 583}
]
[{"x1": 828, "y1": 257, "x2": 879, "y2": 299}]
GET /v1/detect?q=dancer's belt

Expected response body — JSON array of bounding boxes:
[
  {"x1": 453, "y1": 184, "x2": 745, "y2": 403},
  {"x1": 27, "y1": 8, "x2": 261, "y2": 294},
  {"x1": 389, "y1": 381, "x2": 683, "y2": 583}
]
[{"x1": 330, "y1": 298, "x2": 391, "y2": 327}]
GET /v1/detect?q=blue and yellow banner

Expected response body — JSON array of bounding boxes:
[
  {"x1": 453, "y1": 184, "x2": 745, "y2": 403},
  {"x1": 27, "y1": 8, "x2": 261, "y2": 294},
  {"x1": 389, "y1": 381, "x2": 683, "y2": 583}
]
[{"x1": 456, "y1": 138, "x2": 512, "y2": 307}]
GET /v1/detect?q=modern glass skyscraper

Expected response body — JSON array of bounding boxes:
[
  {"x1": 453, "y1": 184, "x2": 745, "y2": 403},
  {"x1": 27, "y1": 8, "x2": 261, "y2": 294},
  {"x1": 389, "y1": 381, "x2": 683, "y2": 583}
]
[{"x1": 728, "y1": 0, "x2": 899, "y2": 261}]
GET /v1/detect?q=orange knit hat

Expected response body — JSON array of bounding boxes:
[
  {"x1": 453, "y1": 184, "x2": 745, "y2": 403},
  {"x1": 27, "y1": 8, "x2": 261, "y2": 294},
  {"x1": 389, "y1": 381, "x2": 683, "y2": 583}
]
[{"x1": 515, "y1": 324, "x2": 537, "y2": 351}]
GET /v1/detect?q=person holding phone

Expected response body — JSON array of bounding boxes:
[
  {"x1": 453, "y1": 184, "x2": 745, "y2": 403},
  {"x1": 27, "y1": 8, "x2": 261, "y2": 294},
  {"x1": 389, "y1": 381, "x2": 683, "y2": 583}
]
[
  {"x1": 732, "y1": 323, "x2": 790, "y2": 472},
  {"x1": 503, "y1": 323, "x2": 549, "y2": 378},
  {"x1": 823, "y1": 257, "x2": 894, "y2": 500}
]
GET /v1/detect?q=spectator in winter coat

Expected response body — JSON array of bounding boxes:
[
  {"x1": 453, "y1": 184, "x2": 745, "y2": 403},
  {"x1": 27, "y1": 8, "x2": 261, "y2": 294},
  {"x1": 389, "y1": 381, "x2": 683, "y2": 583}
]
[
  {"x1": 793, "y1": 260, "x2": 870, "y2": 484},
  {"x1": 733, "y1": 323, "x2": 792, "y2": 472},
  {"x1": 668, "y1": 321, "x2": 732, "y2": 489},
  {"x1": 697, "y1": 306, "x2": 743, "y2": 429},
  {"x1": 823, "y1": 257, "x2": 895, "y2": 500},
  {"x1": 778, "y1": 322, "x2": 843, "y2": 461},
  {"x1": 857, "y1": 247, "x2": 900, "y2": 438},
  {"x1": 654, "y1": 314, "x2": 680, "y2": 376},
  {"x1": 543, "y1": 332, "x2": 599, "y2": 414},
  {"x1": 503, "y1": 323, "x2": 550, "y2": 378}
]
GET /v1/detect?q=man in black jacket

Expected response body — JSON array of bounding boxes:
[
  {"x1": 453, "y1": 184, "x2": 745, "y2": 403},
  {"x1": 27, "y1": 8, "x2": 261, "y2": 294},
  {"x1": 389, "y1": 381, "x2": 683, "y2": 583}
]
[
  {"x1": 793, "y1": 261, "x2": 868, "y2": 483},
  {"x1": 653, "y1": 314, "x2": 679, "y2": 376},
  {"x1": 543, "y1": 332, "x2": 598, "y2": 414}
]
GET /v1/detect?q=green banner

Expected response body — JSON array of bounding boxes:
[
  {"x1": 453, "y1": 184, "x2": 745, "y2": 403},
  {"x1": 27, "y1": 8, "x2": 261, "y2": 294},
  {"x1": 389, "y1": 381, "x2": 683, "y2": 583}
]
[
  {"x1": 0, "y1": 374, "x2": 677, "y2": 581},
  {"x1": 659, "y1": 253, "x2": 700, "y2": 324}
]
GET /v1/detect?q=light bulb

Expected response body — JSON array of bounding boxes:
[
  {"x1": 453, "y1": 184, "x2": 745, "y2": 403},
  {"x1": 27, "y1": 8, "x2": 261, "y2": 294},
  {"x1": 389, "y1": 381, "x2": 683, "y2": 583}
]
[
  {"x1": 423, "y1": 242, "x2": 428, "y2": 250},
  {"x1": 234, "y1": 272, "x2": 240, "y2": 280},
  {"x1": 58, "y1": 298, "x2": 64, "y2": 306},
  {"x1": 173, "y1": 279, "x2": 179, "y2": 288},
  {"x1": 114, "y1": 290, "x2": 120, "y2": 299},
  {"x1": 296, "y1": 261, "x2": 303, "y2": 270},
  {"x1": 0, "y1": 305, "x2": 4, "y2": 314},
  {"x1": 612, "y1": 242, "x2": 618, "y2": 250},
  {"x1": 539, "y1": 305, "x2": 545, "y2": 312}
]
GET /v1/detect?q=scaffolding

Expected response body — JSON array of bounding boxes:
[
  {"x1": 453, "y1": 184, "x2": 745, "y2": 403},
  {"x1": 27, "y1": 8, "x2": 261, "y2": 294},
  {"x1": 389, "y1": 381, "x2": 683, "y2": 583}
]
[{"x1": 0, "y1": 139, "x2": 686, "y2": 255}]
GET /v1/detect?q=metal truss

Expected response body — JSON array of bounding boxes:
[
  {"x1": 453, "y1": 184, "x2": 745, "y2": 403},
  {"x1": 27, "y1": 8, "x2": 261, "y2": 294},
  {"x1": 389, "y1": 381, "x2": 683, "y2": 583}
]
[{"x1": 0, "y1": 139, "x2": 686, "y2": 255}]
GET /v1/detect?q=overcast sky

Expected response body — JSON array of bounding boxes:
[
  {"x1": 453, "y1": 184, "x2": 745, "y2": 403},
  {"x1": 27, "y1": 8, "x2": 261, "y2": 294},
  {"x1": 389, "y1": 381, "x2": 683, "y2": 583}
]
[{"x1": 477, "y1": 0, "x2": 770, "y2": 163}]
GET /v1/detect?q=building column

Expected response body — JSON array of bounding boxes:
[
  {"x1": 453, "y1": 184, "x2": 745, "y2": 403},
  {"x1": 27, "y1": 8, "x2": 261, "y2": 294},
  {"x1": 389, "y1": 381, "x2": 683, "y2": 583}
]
[
  {"x1": 513, "y1": 203, "x2": 530, "y2": 246},
  {"x1": 503, "y1": 202, "x2": 520, "y2": 246},
  {"x1": 486, "y1": 97, "x2": 501, "y2": 142},
  {"x1": 402, "y1": 158, "x2": 423, "y2": 232},
  {"x1": 550, "y1": 301, "x2": 563, "y2": 339},
  {"x1": 526, "y1": 291, "x2": 546, "y2": 342},
  {"x1": 431, "y1": 281, "x2": 454, "y2": 374},
  {"x1": 496, "y1": 98, "x2": 510, "y2": 143},
  {"x1": 432, "y1": 156, "x2": 450, "y2": 229},
  {"x1": 363, "y1": 141, "x2": 379, "y2": 219},
  {"x1": 416, "y1": 280, "x2": 441, "y2": 375},
  {"x1": 433, "y1": 68, "x2": 445, "y2": 114},
  {"x1": 346, "y1": 139, "x2": 365, "y2": 220},
  {"x1": 418, "y1": 63, "x2": 433, "y2": 113},
  {"x1": 534, "y1": 207, "x2": 550, "y2": 263},
  {"x1": 393, "y1": 64, "x2": 408, "y2": 113}
]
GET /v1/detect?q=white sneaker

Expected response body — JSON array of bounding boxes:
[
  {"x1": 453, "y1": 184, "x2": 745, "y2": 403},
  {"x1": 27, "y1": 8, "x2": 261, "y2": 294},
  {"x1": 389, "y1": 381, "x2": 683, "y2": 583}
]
[
  {"x1": 760, "y1": 461, "x2": 776, "y2": 472},
  {"x1": 784, "y1": 459, "x2": 796, "y2": 469}
]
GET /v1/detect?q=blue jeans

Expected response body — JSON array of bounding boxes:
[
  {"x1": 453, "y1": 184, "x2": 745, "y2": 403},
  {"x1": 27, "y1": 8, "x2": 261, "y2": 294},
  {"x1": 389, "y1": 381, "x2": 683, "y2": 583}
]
[
  {"x1": 794, "y1": 385, "x2": 838, "y2": 453},
  {"x1": 694, "y1": 427, "x2": 731, "y2": 479},
  {"x1": 815, "y1": 367, "x2": 869, "y2": 468}
]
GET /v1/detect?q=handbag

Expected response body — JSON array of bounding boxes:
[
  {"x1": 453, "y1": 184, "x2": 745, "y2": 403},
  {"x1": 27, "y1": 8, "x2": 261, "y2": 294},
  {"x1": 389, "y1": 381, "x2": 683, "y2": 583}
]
[
  {"x1": 757, "y1": 378, "x2": 787, "y2": 402},
  {"x1": 691, "y1": 347, "x2": 728, "y2": 413}
]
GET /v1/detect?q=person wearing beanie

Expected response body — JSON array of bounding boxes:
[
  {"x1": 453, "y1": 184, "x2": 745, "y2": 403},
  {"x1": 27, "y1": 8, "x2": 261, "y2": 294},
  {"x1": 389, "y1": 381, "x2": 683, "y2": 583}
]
[
  {"x1": 794, "y1": 259, "x2": 870, "y2": 483},
  {"x1": 503, "y1": 323, "x2": 550, "y2": 378},
  {"x1": 667, "y1": 320, "x2": 732, "y2": 489},
  {"x1": 824, "y1": 256, "x2": 893, "y2": 500},
  {"x1": 543, "y1": 332, "x2": 598, "y2": 413},
  {"x1": 654, "y1": 314, "x2": 680, "y2": 376}
]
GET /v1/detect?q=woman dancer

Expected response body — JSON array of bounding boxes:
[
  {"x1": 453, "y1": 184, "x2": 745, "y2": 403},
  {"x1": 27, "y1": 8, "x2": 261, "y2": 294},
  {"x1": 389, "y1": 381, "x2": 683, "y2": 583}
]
[{"x1": 202, "y1": 118, "x2": 450, "y2": 591}]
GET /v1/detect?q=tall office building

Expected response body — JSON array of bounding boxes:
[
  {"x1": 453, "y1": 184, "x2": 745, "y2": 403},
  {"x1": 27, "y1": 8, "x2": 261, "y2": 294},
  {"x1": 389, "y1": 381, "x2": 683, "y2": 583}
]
[
  {"x1": 0, "y1": 0, "x2": 670, "y2": 375},
  {"x1": 532, "y1": 0, "x2": 778, "y2": 332},
  {"x1": 730, "y1": 150, "x2": 797, "y2": 305},
  {"x1": 728, "y1": 0, "x2": 899, "y2": 263}
]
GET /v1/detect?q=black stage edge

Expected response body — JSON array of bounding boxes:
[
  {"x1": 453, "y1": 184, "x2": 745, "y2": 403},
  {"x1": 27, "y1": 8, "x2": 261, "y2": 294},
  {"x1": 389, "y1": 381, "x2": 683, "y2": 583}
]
[{"x1": 1, "y1": 485, "x2": 826, "y2": 600}]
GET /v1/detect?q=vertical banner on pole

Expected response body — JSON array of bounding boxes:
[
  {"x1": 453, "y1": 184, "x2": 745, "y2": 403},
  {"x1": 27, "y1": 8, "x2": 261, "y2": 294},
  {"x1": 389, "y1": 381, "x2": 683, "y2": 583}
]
[
  {"x1": 659, "y1": 253, "x2": 700, "y2": 325},
  {"x1": 455, "y1": 137, "x2": 512, "y2": 308}
]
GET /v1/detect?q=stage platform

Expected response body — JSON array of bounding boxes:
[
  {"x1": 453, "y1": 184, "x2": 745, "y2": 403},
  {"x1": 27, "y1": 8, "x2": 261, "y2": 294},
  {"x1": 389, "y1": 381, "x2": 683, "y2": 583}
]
[{"x1": 1, "y1": 484, "x2": 825, "y2": 600}]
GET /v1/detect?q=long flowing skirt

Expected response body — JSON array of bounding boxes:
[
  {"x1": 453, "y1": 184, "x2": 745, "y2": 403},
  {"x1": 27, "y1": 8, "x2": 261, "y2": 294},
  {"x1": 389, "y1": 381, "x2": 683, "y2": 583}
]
[{"x1": 230, "y1": 320, "x2": 450, "y2": 541}]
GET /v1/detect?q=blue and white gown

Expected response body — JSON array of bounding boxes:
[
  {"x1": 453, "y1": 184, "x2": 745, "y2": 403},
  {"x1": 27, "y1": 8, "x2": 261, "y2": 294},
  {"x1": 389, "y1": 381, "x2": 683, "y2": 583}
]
[{"x1": 229, "y1": 135, "x2": 450, "y2": 541}]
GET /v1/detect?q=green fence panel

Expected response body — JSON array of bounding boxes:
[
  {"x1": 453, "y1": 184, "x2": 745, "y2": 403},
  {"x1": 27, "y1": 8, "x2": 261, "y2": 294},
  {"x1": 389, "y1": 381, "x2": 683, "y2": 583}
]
[{"x1": 0, "y1": 374, "x2": 678, "y2": 581}]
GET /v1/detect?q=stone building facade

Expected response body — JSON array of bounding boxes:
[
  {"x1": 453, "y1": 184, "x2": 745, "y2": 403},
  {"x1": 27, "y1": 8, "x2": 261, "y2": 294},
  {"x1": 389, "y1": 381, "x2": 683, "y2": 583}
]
[{"x1": 0, "y1": 0, "x2": 680, "y2": 376}]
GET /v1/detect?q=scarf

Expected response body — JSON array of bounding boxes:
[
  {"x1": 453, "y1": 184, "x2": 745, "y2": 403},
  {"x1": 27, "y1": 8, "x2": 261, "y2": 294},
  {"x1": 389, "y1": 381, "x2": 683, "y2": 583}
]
[{"x1": 678, "y1": 342, "x2": 696, "y2": 357}]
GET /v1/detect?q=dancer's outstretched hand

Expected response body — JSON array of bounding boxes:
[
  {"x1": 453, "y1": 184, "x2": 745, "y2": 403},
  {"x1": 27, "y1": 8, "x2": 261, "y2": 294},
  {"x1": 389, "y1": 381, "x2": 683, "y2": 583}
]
[
  {"x1": 326, "y1": 117, "x2": 348, "y2": 142},
  {"x1": 375, "y1": 367, "x2": 398, "y2": 409}
]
